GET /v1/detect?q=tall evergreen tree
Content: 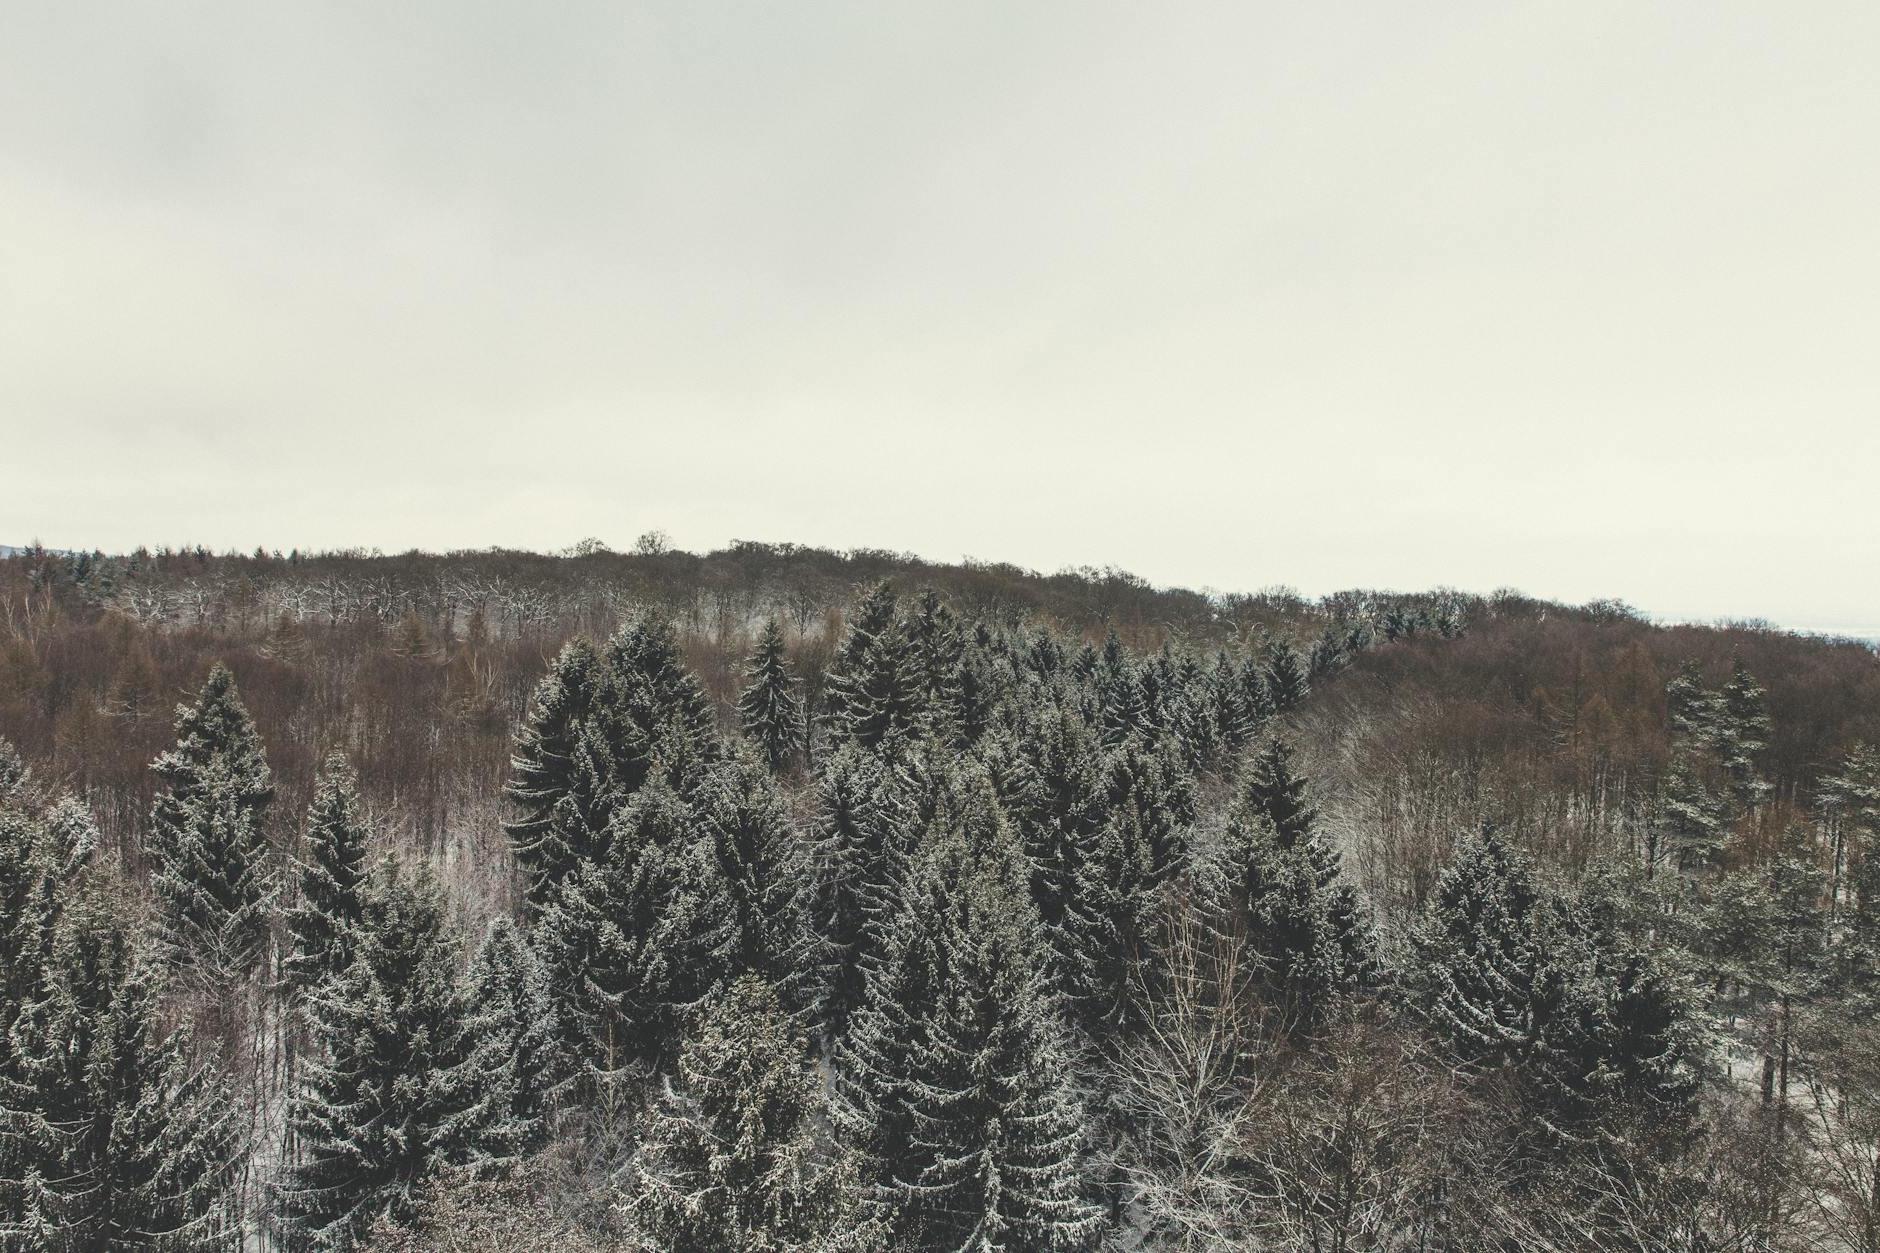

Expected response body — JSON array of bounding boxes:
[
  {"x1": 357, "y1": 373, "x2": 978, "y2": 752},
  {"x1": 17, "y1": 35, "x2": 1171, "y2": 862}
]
[
  {"x1": 533, "y1": 775, "x2": 695, "y2": 1068},
  {"x1": 1716, "y1": 660, "x2": 1773, "y2": 811},
  {"x1": 283, "y1": 858, "x2": 472, "y2": 1248},
  {"x1": 1651, "y1": 755, "x2": 1726, "y2": 883},
  {"x1": 738, "y1": 619, "x2": 804, "y2": 773},
  {"x1": 283, "y1": 753, "x2": 373, "y2": 999},
  {"x1": 619, "y1": 976, "x2": 878, "y2": 1252},
  {"x1": 1413, "y1": 830, "x2": 1699, "y2": 1126},
  {"x1": 824, "y1": 583, "x2": 919, "y2": 751},
  {"x1": 806, "y1": 746, "x2": 912, "y2": 1043},
  {"x1": 1262, "y1": 640, "x2": 1310, "y2": 714},
  {"x1": 503, "y1": 638, "x2": 606, "y2": 914},
  {"x1": 906, "y1": 590, "x2": 968, "y2": 747},
  {"x1": 694, "y1": 755, "x2": 813, "y2": 1003},
  {"x1": 837, "y1": 823, "x2": 1102, "y2": 1250},
  {"x1": 441, "y1": 918, "x2": 563, "y2": 1176},
  {"x1": 148, "y1": 664, "x2": 276, "y2": 977},
  {"x1": 2, "y1": 896, "x2": 240, "y2": 1249},
  {"x1": 504, "y1": 621, "x2": 724, "y2": 919}
]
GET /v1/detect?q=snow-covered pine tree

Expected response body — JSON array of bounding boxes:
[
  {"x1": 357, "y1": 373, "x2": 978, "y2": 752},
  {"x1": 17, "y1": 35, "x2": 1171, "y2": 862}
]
[
  {"x1": 1818, "y1": 742, "x2": 1880, "y2": 928},
  {"x1": 738, "y1": 618, "x2": 804, "y2": 773},
  {"x1": 0, "y1": 793, "x2": 94, "y2": 1031},
  {"x1": 1664, "y1": 659, "x2": 1722, "y2": 751},
  {"x1": 282, "y1": 753, "x2": 373, "y2": 1000},
  {"x1": 1651, "y1": 755, "x2": 1726, "y2": 883},
  {"x1": 805, "y1": 743, "x2": 911, "y2": 1043},
  {"x1": 441, "y1": 918, "x2": 564, "y2": 1176},
  {"x1": 1096, "y1": 631, "x2": 1145, "y2": 748},
  {"x1": 150, "y1": 755, "x2": 278, "y2": 979},
  {"x1": 906, "y1": 589, "x2": 968, "y2": 747},
  {"x1": 1209, "y1": 651, "x2": 1258, "y2": 754},
  {"x1": 505, "y1": 620, "x2": 724, "y2": 919},
  {"x1": 148, "y1": 664, "x2": 277, "y2": 977},
  {"x1": 619, "y1": 976, "x2": 878, "y2": 1252},
  {"x1": 1239, "y1": 653, "x2": 1275, "y2": 728},
  {"x1": 503, "y1": 637, "x2": 606, "y2": 914},
  {"x1": 2, "y1": 893, "x2": 240, "y2": 1248},
  {"x1": 1716, "y1": 659, "x2": 1773, "y2": 811},
  {"x1": 1411, "y1": 830, "x2": 1698, "y2": 1127},
  {"x1": 694, "y1": 754, "x2": 812, "y2": 1005},
  {"x1": 598, "y1": 616, "x2": 724, "y2": 797},
  {"x1": 283, "y1": 857, "x2": 472, "y2": 1248},
  {"x1": 1238, "y1": 737, "x2": 1374, "y2": 980},
  {"x1": 0, "y1": 737, "x2": 29, "y2": 800},
  {"x1": 1410, "y1": 829, "x2": 1547, "y2": 1068},
  {"x1": 995, "y1": 701, "x2": 1107, "y2": 953},
  {"x1": 824, "y1": 583, "x2": 920, "y2": 751},
  {"x1": 1208, "y1": 757, "x2": 1377, "y2": 1033},
  {"x1": 836, "y1": 820, "x2": 1102, "y2": 1250},
  {"x1": 533, "y1": 778, "x2": 708, "y2": 1073},
  {"x1": 1262, "y1": 640, "x2": 1310, "y2": 714}
]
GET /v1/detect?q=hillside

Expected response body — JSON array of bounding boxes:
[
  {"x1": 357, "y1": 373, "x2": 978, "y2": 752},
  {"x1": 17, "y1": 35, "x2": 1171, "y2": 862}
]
[{"x1": 1, "y1": 540, "x2": 1877, "y2": 1249}]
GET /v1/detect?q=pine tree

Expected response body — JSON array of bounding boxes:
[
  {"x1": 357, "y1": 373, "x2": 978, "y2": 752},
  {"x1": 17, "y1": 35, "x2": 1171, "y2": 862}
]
[
  {"x1": 533, "y1": 779, "x2": 706, "y2": 1073},
  {"x1": 1652, "y1": 755, "x2": 1726, "y2": 882},
  {"x1": 148, "y1": 664, "x2": 276, "y2": 978},
  {"x1": 738, "y1": 619, "x2": 804, "y2": 773},
  {"x1": 997, "y1": 703, "x2": 1106, "y2": 949},
  {"x1": 906, "y1": 589, "x2": 968, "y2": 747},
  {"x1": 836, "y1": 825, "x2": 1101, "y2": 1251},
  {"x1": 806, "y1": 745, "x2": 906, "y2": 1042},
  {"x1": 694, "y1": 755, "x2": 812, "y2": 1003},
  {"x1": 1412, "y1": 830, "x2": 1698, "y2": 1126},
  {"x1": 1210, "y1": 813, "x2": 1376, "y2": 1033},
  {"x1": 619, "y1": 976, "x2": 878, "y2": 1252},
  {"x1": 1095, "y1": 631, "x2": 1144, "y2": 748},
  {"x1": 2, "y1": 895, "x2": 240, "y2": 1249},
  {"x1": 441, "y1": 918, "x2": 564, "y2": 1176},
  {"x1": 1411, "y1": 829, "x2": 1547, "y2": 1070},
  {"x1": 284, "y1": 858, "x2": 472, "y2": 1248},
  {"x1": 0, "y1": 737, "x2": 29, "y2": 801},
  {"x1": 0, "y1": 795, "x2": 94, "y2": 1026},
  {"x1": 1716, "y1": 660, "x2": 1773, "y2": 811},
  {"x1": 1209, "y1": 651, "x2": 1258, "y2": 754},
  {"x1": 283, "y1": 753, "x2": 373, "y2": 999},
  {"x1": 504, "y1": 622, "x2": 723, "y2": 918},
  {"x1": 1818, "y1": 742, "x2": 1880, "y2": 929},
  {"x1": 1664, "y1": 660, "x2": 1721, "y2": 750},
  {"x1": 503, "y1": 638, "x2": 606, "y2": 914},
  {"x1": 1242, "y1": 736, "x2": 1316, "y2": 845},
  {"x1": 151, "y1": 756, "x2": 278, "y2": 978},
  {"x1": 824, "y1": 583, "x2": 919, "y2": 750},
  {"x1": 1262, "y1": 640, "x2": 1310, "y2": 714}
]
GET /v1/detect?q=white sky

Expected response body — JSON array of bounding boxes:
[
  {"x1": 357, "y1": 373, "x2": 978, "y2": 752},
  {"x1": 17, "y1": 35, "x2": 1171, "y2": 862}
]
[{"x1": 2, "y1": 2, "x2": 1876, "y2": 624}]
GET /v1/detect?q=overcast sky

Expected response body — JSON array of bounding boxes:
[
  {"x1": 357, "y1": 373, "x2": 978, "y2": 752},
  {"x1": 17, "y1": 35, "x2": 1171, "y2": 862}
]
[{"x1": 3, "y1": 3, "x2": 1876, "y2": 625}]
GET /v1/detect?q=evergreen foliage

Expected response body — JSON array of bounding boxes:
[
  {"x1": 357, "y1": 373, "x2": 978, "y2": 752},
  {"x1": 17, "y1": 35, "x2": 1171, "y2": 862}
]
[
  {"x1": 823, "y1": 582, "x2": 920, "y2": 751},
  {"x1": 442, "y1": 918, "x2": 564, "y2": 1176},
  {"x1": 836, "y1": 819, "x2": 1102, "y2": 1250},
  {"x1": 283, "y1": 753, "x2": 373, "y2": 999},
  {"x1": 619, "y1": 976, "x2": 878, "y2": 1252},
  {"x1": 503, "y1": 638, "x2": 605, "y2": 914},
  {"x1": 805, "y1": 745, "x2": 905, "y2": 1042},
  {"x1": 738, "y1": 619, "x2": 804, "y2": 773},
  {"x1": 1413, "y1": 830, "x2": 1700, "y2": 1128},
  {"x1": 533, "y1": 778, "x2": 699, "y2": 1074},
  {"x1": 148, "y1": 664, "x2": 277, "y2": 977},
  {"x1": 283, "y1": 858, "x2": 472, "y2": 1248},
  {"x1": 1, "y1": 893, "x2": 240, "y2": 1249},
  {"x1": 1262, "y1": 640, "x2": 1310, "y2": 714}
]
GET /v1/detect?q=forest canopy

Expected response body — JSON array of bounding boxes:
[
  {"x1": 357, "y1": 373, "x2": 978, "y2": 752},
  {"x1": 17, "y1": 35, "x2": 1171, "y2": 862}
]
[{"x1": 1, "y1": 541, "x2": 1878, "y2": 1250}]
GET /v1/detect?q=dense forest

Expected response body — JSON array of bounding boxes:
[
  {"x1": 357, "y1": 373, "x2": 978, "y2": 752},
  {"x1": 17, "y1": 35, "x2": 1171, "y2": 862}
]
[{"x1": 2, "y1": 539, "x2": 1878, "y2": 1250}]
